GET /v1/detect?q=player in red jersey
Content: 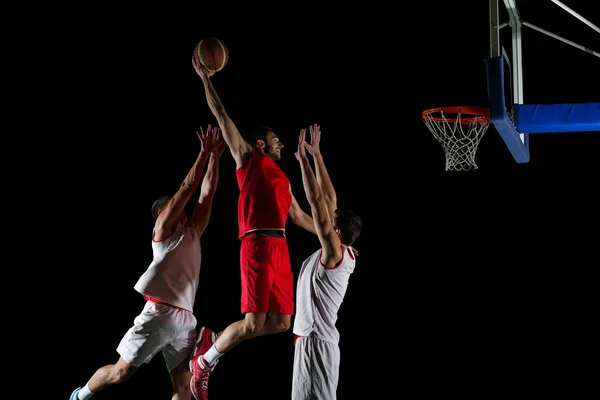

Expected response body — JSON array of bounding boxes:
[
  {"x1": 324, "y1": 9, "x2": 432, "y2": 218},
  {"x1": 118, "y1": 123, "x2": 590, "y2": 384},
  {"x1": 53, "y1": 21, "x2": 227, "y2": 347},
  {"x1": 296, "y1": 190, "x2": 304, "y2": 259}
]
[{"x1": 189, "y1": 56, "x2": 317, "y2": 399}]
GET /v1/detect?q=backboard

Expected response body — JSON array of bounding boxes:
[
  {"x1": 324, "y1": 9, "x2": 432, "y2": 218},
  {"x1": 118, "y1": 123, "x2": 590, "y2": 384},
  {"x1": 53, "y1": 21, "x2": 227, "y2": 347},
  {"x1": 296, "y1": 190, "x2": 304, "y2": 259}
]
[{"x1": 485, "y1": 0, "x2": 599, "y2": 163}]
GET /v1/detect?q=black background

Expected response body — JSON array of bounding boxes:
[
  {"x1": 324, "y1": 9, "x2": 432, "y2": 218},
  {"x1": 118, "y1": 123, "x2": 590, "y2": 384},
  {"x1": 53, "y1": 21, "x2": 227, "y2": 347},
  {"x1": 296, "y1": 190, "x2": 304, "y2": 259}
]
[{"x1": 45, "y1": 2, "x2": 599, "y2": 398}]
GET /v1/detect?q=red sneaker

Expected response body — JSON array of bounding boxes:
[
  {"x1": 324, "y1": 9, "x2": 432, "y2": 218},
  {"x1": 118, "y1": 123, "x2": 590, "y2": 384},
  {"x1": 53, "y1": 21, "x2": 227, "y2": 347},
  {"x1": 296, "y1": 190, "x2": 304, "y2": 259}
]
[
  {"x1": 191, "y1": 327, "x2": 216, "y2": 361},
  {"x1": 190, "y1": 327, "x2": 218, "y2": 400}
]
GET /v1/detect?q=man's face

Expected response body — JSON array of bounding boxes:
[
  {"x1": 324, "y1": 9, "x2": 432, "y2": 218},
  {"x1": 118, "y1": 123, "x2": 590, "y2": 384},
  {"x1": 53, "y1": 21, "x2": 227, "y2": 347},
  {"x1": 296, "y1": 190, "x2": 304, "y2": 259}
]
[{"x1": 264, "y1": 130, "x2": 284, "y2": 160}]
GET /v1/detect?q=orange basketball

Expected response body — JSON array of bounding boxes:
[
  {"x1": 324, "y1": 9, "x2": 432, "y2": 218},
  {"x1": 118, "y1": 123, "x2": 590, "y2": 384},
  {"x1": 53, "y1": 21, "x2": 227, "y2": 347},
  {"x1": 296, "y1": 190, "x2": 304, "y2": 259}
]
[{"x1": 194, "y1": 37, "x2": 229, "y2": 73}]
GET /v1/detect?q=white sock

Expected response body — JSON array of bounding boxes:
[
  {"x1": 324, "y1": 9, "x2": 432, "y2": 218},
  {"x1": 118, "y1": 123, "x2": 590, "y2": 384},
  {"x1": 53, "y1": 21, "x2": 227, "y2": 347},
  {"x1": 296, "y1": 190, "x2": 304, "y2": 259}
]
[
  {"x1": 78, "y1": 383, "x2": 94, "y2": 399},
  {"x1": 202, "y1": 344, "x2": 223, "y2": 366}
]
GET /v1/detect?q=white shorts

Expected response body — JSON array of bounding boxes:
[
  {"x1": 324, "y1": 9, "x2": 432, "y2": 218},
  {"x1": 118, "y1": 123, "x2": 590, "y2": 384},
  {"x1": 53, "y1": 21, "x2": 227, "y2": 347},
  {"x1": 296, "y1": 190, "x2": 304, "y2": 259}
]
[
  {"x1": 117, "y1": 300, "x2": 197, "y2": 373},
  {"x1": 292, "y1": 336, "x2": 340, "y2": 400}
]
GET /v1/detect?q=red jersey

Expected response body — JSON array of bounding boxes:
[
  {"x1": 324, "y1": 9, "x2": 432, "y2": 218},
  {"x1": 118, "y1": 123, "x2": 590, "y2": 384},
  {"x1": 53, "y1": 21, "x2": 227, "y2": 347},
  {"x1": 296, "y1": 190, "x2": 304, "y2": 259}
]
[{"x1": 236, "y1": 149, "x2": 292, "y2": 237}]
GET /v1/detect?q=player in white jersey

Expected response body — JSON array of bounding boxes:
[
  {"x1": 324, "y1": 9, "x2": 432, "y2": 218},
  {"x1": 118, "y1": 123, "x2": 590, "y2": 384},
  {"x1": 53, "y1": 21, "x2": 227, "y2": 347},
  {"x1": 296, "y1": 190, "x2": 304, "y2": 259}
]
[
  {"x1": 69, "y1": 126, "x2": 226, "y2": 400},
  {"x1": 292, "y1": 124, "x2": 363, "y2": 400}
]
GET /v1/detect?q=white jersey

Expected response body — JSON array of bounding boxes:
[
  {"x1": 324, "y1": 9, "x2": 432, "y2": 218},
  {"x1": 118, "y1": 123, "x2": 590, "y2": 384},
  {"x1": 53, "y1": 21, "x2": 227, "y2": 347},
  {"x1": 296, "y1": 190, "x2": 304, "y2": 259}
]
[
  {"x1": 292, "y1": 246, "x2": 356, "y2": 344},
  {"x1": 134, "y1": 223, "x2": 201, "y2": 312}
]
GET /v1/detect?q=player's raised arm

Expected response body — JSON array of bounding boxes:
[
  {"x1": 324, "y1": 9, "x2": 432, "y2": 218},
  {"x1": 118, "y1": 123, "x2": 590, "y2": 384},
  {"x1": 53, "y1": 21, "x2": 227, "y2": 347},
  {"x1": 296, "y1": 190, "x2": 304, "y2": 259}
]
[
  {"x1": 303, "y1": 123, "x2": 337, "y2": 219},
  {"x1": 294, "y1": 129, "x2": 342, "y2": 267},
  {"x1": 192, "y1": 56, "x2": 252, "y2": 169},
  {"x1": 187, "y1": 128, "x2": 227, "y2": 236},
  {"x1": 154, "y1": 125, "x2": 214, "y2": 241}
]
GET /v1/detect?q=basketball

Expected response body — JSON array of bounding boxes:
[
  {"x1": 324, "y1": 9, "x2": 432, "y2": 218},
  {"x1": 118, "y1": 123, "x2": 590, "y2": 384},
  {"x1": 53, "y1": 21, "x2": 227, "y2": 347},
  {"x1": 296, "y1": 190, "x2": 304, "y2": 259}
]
[{"x1": 194, "y1": 37, "x2": 229, "y2": 73}]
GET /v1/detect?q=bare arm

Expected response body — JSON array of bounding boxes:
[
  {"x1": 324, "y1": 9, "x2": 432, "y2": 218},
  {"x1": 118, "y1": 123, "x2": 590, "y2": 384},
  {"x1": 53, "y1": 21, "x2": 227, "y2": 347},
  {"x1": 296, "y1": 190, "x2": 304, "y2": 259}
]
[
  {"x1": 155, "y1": 125, "x2": 222, "y2": 241},
  {"x1": 155, "y1": 150, "x2": 210, "y2": 241},
  {"x1": 295, "y1": 131, "x2": 342, "y2": 267},
  {"x1": 187, "y1": 152, "x2": 220, "y2": 236},
  {"x1": 193, "y1": 57, "x2": 252, "y2": 168},
  {"x1": 304, "y1": 124, "x2": 336, "y2": 218},
  {"x1": 288, "y1": 191, "x2": 317, "y2": 235}
]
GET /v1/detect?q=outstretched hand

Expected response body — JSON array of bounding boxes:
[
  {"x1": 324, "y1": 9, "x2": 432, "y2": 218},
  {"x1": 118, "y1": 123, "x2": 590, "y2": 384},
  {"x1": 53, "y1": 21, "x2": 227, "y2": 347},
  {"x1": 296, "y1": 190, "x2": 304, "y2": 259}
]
[
  {"x1": 197, "y1": 124, "x2": 223, "y2": 155},
  {"x1": 294, "y1": 128, "x2": 308, "y2": 161},
  {"x1": 214, "y1": 138, "x2": 227, "y2": 157},
  {"x1": 304, "y1": 123, "x2": 321, "y2": 156},
  {"x1": 192, "y1": 55, "x2": 214, "y2": 79},
  {"x1": 210, "y1": 127, "x2": 227, "y2": 158}
]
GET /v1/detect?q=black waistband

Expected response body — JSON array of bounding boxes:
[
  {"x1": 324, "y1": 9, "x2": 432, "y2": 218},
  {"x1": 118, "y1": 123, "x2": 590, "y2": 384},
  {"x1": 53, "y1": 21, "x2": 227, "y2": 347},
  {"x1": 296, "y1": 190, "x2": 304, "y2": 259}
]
[{"x1": 251, "y1": 229, "x2": 285, "y2": 238}]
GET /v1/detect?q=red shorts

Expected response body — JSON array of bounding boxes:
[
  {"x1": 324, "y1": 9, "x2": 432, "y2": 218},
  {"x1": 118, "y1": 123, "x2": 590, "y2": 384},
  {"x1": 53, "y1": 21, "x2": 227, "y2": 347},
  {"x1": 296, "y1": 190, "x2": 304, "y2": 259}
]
[{"x1": 240, "y1": 233, "x2": 294, "y2": 315}]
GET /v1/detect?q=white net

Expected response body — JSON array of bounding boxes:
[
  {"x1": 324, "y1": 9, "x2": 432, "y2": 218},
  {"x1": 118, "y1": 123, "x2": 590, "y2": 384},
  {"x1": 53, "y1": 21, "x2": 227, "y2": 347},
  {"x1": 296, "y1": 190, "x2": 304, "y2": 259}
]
[{"x1": 423, "y1": 107, "x2": 491, "y2": 171}]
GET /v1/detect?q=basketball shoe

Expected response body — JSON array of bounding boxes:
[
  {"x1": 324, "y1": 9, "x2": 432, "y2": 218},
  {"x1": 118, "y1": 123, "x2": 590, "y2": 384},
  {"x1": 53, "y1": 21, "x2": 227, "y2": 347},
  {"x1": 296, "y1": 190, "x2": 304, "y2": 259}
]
[
  {"x1": 190, "y1": 327, "x2": 218, "y2": 400},
  {"x1": 69, "y1": 388, "x2": 81, "y2": 400}
]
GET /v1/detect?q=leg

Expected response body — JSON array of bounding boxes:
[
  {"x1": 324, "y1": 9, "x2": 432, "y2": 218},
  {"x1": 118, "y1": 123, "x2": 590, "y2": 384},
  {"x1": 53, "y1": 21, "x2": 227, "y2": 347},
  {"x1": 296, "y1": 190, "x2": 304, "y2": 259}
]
[
  {"x1": 264, "y1": 311, "x2": 291, "y2": 333},
  {"x1": 291, "y1": 337, "x2": 313, "y2": 400},
  {"x1": 170, "y1": 358, "x2": 192, "y2": 400},
  {"x1": 315, "y1": 339, "x2": 341, "y2": 399},
  {"x1": 188, "y1": 312, "x2": 292, "y2": 399},
  {"x1": 71, "y1": 357, "x2": 138, "y2": 399},
  {"x1": 87, "y1": 357, "x2": 138, "y2": 392},
  {"x1": 213, "y1": 310, "x2": 290, "y2": 354},
  {"x1": 291, "y1": 337, "x2": 340, "y2": 400},
  {"x1": 189, "y1": 235, "x2": 291, "y2": 398},
  {"x1": 166, "y1": 309, "x2": 197, "y2": 400},
  {"x1": 213, "y1": 235, "x2": 293, "y2": 353},
  {"x1": 71, "y1": 301, "x2": 173, "y2": 398}
]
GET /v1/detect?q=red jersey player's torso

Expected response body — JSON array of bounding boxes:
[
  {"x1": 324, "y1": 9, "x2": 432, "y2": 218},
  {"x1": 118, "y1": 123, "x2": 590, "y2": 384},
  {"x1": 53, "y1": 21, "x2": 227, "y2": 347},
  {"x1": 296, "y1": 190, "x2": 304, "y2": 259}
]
[{"x1": 236, "y1": 149, "x2": 292, "y2": 237}]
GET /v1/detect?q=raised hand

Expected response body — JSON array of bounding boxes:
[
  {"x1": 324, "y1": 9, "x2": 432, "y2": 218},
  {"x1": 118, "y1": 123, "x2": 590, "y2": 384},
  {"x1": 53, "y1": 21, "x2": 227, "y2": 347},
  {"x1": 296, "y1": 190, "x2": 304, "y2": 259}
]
[
  {"x1": 295, "y1": 128, "x2": 308, "y2": 161},
  {"x1": 304, "y1": 123, "x2": 321, "y2": 156},
  {"x1": 196, "y1": 124, "x2": 221, "y2": 154},
  {"x1": 192, "y1": 54, "x2": 214, "y2": 79}
]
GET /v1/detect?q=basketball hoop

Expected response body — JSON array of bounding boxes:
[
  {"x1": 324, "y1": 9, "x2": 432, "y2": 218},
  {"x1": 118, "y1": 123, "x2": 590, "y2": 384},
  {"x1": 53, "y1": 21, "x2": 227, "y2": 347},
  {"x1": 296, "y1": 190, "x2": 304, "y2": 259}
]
[{"x1": 422, "y1": 106, "x2": 491, "y2": 171}]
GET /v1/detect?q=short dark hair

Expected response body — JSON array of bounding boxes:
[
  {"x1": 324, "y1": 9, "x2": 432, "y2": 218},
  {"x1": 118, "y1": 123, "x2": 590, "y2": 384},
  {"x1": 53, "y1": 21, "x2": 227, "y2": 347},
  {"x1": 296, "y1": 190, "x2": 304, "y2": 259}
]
[
  {"x1": 335, "y1": 206, "x2": 362, "y2": 246},
  {"x1": 151, "y1": 196, "x2": 171, "y2": 219},
  {"x1": 252, "y1": 126, "x2": 273, "y2": 145}
]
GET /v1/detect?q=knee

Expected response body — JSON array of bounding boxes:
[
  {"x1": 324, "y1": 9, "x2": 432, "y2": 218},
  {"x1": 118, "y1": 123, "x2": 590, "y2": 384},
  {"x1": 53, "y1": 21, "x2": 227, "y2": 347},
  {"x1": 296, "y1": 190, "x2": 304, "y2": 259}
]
[
  {"x1": 242, "y1": 318, "x2": 262, "y2": 337},
  {"x1": 273, "y1": 319, "x2": 291, "y2": 333}
]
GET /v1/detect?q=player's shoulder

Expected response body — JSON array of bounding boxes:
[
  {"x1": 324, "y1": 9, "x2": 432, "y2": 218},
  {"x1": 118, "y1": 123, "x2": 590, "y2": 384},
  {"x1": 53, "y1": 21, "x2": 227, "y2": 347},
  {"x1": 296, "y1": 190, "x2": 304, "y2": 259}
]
[
  {"x1": 335, "y1": 247, "x2": 356, "y2": 270},
  {"x1": 153, "y1": 223, "x2": 184, "y2": 244}
]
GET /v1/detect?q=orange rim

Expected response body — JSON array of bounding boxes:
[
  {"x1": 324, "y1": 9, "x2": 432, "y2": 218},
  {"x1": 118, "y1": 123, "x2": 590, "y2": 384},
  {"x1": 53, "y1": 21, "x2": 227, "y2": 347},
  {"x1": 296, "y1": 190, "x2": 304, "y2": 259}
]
[{"x1": 422, "y1": 106, "x2": 490, "y2": 124}]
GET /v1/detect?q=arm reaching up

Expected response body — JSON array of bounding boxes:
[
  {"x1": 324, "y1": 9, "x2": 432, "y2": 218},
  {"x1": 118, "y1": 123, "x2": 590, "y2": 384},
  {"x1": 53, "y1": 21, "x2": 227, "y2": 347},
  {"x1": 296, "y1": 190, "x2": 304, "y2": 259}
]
[
  {"x1": 192, "y1": 56, "x2": 252, "y2": 169},
  {"x1": 301, "y1": 124, "x2": 360, "y2": 257},
  {"x1": 303, "y1": 123, "x2": 336, "y2": 219},
  {"x1": 154, "y1": 125, "x2": 217, "y2": 241},
  {"x1": 187, "y1": 127, "x2": 228, "y2": 236},
  {"x1": 294, "y1": 129, "x2": 342, "y2": 267}
]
